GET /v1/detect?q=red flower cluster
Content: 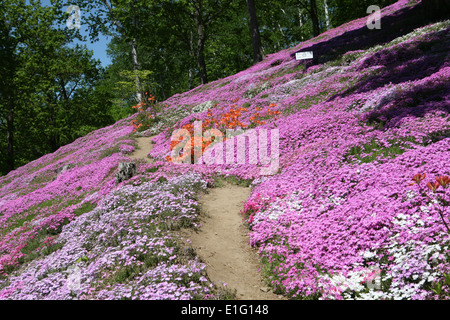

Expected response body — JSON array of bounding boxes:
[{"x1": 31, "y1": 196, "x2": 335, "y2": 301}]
[{"x1": 410, "y1": 173, "x2": 449, "y2": 191}]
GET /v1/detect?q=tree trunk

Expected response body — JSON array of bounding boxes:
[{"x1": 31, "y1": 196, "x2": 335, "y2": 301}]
[
  {"x1": 246, "y1": 0, "x2": 264, "y2": 64},
  {"x1": 2, "y1": 28, "x2": 15, "y2": 172},
  {"x1": 102, "y1": 0, "x2": 142, "y2": 101},
  {"x1": 195, "y1": 14, "x2": 208, "y2": 85},
  {"x1": 46, "y1": 93, "x2": 59, "y2": 152},
  {"x1": 309, "y1": 0, "x2": 320, "y2": 37},
  {"x1": 188, "y1": 68, "x2": 194, "y2": 90},
  {"x1": 130, "y1": 39, "x2": 142, "y2": 102},
  {"x1": 188, "y1": 30, "x2": 195, "y2": 90},
  {"x1": 6, "y1": 100, "x2": 14, "y2": 172},
  {"x1": 131, "y1": 5, "x2": 142, "y2": 102},
  {"x1": 298, "y1": 7, "x2": 305, "y2": 41},
  {"x1": 323, "y1": 0, "x2": 331, "y2": 30}
]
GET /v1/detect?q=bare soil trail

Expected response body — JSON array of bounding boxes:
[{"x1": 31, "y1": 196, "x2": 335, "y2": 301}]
[
  {"x1": 180, "y1": 183, "x2": 283, "y2": 300},
  {"x1": 129, "y1": 136, "x2": 156, "y2": 163},
  {"x1": 131, "y1": 135, "x2": 281, "y2": 299}
]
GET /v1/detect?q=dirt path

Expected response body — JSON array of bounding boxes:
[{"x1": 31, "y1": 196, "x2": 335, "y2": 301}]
[
  {"x1": 129, "y1": 136, "x2": 155, "y2": 163},
  {"x1": 131, "y1": 135, "x2": 281, "y2": 299},
  {"x1": 180, "y1": 183, "x2": 283, "y2": 300}
]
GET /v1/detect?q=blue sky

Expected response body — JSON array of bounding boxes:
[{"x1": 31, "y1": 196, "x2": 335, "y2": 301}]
[{"x1": 42, "y1": 0, "x2": 112, "y2": 67}]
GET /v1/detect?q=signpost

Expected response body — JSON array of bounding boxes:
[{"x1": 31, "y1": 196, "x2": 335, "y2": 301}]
[{"x1": 295, "y1": 51, "x2": 314, "y2": 60}]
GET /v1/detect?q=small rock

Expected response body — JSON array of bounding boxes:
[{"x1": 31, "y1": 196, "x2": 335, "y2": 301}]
[
  {"x1": 115, "y1": 162, "x2": 137, "y2": 184},
  {"x1": 55, "y1": 164, "x2": 74, "y2": 175}
]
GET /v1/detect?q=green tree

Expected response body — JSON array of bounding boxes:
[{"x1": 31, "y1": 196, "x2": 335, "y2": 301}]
[
  {"x1": 0, "y1": 0, "x2": 114, "y2": 176},
  {"x1": 68, "y1": 0, "x2": 150, "y2": 102},
  {"x1": 0, "y1": 0, "x2": 72, "y2": 173}
]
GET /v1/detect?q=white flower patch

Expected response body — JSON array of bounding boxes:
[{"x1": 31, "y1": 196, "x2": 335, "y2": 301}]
[
  {"x1": 382, "y1": 238, "x2": 448, "y2": 300},
  {"x1": 320, "y1": 267, "x2": 383, "y2": 300},
  {"x1": 361, "y1": 250, "x2": 377, "y2": 260},
  {"x1": 276, "y1": 79, "x2": 304, "y2": 95},
  {"x1": 361, "y1": 84, "x2": 399, "y2": 112},
  {"x1": 405, "y1": 189, "x2": 416, "y2": 200},
  {"x1": 328, "y1": 194, "x2": 344, "y2": 206},
  {"x1": 392, "y1": 212, "x2": 409, "y2": 227},
  {"x1": 192, "y1": 101, "x2": 216, "y2": 114},
  {"x1": 251, "y1": 191, "x2": 304, "y2": 224},
  {"x1": 249, "y1": 176, "x2": 271, "y2": 188},
  {"x1": 244, "y1": 82, "x2": 271, "y2": 99}
]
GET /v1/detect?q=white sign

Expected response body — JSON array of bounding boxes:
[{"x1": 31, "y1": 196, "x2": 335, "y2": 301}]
[{"x1": 295, "y1": 51, "x2": 314, "y2": 60}]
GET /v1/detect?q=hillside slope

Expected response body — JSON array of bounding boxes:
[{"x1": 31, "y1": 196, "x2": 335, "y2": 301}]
[{"x1": 1, "y1": 0, "x2": 449, "y2": 300}]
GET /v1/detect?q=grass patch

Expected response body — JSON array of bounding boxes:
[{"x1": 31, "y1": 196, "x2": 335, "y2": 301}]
[
  {"x1": 282, "y1": 89, "x2": 335, "y2": 115},
  {"x1": 99, "y1": 145, "x2": 121, "y2": 159},
  {"x1": 260, "y1": 253, "x2": 288, "y2": 296},
  {"x1": 423, "y1": 128, "x2": 450, "y2": 146},
  {"x1": 344, "y1": 138, "x2": 414, "y2": 164},
  {"x1": 0, "y1": 177, "x2": 12, "y2": 189},
  {"x1": 73, "y1": 202, "x2": 97, "y2": 217},
  {"x1": 146, "y1": 165, "x2": 162, "y2": 173},
  {"x1": 18, "y1": 227, "x2": 68, "y2": 266},
  {"x1": 1, "y1": 198, "x2": 57, "y2": 235},
  {"x1": 324, "y1": 50, "x2": 365, "y2": 68},
  {"x1": 267, "y1": 63, "x2": 305, "y2": 80},
  {"x1": 242, "y1": 102, "x2": 251, "y2": 109},
  {"x1": 217, "y1": 80, "x2": 231, "y2": 88},
  {"x1": 3, "y1": 212, "x2": 36, "y2": 235},
  {"x1": 209, "y1": 284, "x2": 237, "y2": 300},
  {"x1": 30, "y1": 171, "x2": 56, "y2": 185},
  {"x1": 213, "y1": 175, "x2": 253, "y2": 188}
]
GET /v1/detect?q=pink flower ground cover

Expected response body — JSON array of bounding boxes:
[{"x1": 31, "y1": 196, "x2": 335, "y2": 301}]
[{"x1": 1, "y1": 0, "x2": 449, "y2": 299}]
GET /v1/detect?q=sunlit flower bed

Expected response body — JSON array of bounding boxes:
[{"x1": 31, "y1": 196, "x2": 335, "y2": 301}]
[{"x1": 1, "y1": 0, "x2": 449, "y2": 300}]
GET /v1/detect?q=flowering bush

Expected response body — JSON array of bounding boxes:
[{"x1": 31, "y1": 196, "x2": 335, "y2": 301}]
[
  {"x1": 130, "y1": 92, "x2": 164, "y2": 132},
  {"x1": 166, "y1": 102, "x2": 281, "y2": 164}
]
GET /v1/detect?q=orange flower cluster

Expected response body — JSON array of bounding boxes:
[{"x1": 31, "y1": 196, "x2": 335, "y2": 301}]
[
  {"x1": 410, "y1": 173, "x2": 426, "y2": 185},
  {"x1": 166, "y1": 120, "x2": 218, "y2": 163},
  {"x1": 131, "y1": 101, "x2": 145, "y2": 112},
  {"x1": 131, "y1": 93, "x2": 155, "y2": 112},
  {"x1": 205, "y1": 105, "x2": 249, "y2": 130},
  {"x1": 131, "y1": 115, "x2": 154, "y2": 132},
  {"x1": 131, "y1": 118, "x2": 144, "y2": 131},
  {"x1": 130, "y1": 92, "x2": 159, "y2": 132},
  {"x1": 249, "y1": 103, "x2": 281, "y2": 127},
  {"x1": 166, "y1": 102, "x2": 282, "y2": 163}
]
